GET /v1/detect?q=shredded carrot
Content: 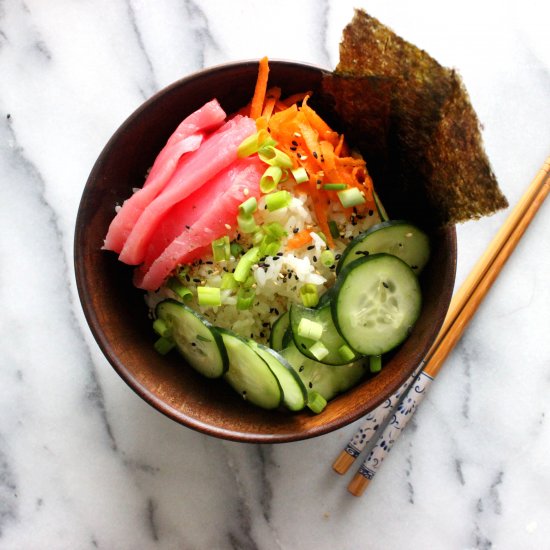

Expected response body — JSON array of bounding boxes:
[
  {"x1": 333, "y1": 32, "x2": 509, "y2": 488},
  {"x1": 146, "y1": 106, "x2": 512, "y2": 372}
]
[
  {"x1": 286, "y1": 229, "x2": 312, "y2": 250},
  {"x1": 282, "y1": 91, "x2": 311, "y2": 106},
  {"x1": 250, "y1": 57, "x2": 270, "y2": 120},
  {"x1": 261, "y1": 87, "x2": 281, "y2": 120},
  {"x1": 241, "y1": 58, "x2": 377, "y2": 249}
]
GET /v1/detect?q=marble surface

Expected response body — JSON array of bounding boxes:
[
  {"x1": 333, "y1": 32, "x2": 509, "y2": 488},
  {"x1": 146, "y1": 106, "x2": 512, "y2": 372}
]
[{"x1": 1, "y1": 1, "x2": 549, "y2": 548}]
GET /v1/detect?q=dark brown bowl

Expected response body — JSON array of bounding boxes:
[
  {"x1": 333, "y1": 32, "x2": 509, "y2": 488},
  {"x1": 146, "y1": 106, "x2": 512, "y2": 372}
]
[{"x1": 75, "y1": 60, "x2": 456, "y2": 443}]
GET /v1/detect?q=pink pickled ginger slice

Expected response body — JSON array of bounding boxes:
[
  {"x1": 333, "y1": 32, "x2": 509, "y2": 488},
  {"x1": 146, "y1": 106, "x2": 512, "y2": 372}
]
[
  {"x1": 119, "y1": 115, "x2": 256, "y2": 265},
  {"x1": 135, "y1": 156, "x2": 264, "y2": 291},
  {"x1": 103, "y1": 99, "x2": 226, "y2": 253}
]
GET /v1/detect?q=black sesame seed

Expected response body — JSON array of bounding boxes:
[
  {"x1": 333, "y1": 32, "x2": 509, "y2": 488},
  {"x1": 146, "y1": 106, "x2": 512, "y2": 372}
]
[
  {"x1": 307, "y1": 245, "x2": 315, "y2": 250},
  {"x1": 308, "y1": 382, "x2": 313, "y2": 389},
  {"x1": 382, "y1": 282, "x2": 389, "y2": 288},
  {"x1": 335, "y1": 254, "x2": 341, "y2": 260},
  {"x1": 191, "y1": 342, "x2": 196, "y2": 347},
  {"x1": 290, "y1": 146, "x2": 297, "y2": 151},
  {"x1": 300, "y1": 343, "x2": 307, "y2": 350},
  {"x1": 193, "y1": 278, "x2": 201, "y2": 283},
  {"x1": 313, "y1": 255, "x2": 318, "y2": 262},
  {"x1": 293, "y1": 227, "x2": 299, "y2": 234},
  {"x1": 368, "y1": 209, "x2": 374, "y2": 216},
  {"x1": 291, "y1": 140, "x2": 298, "y2": 146},
  {"x1": 313, "y1": 151, "x2": 318, "y2": 159},
  {"x1": 299, "y1": 366, "x2": 304, "y2": 372}
]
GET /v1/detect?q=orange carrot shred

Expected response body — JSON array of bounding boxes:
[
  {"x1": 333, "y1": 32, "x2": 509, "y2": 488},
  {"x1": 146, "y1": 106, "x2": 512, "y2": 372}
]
[
  {"x1": 286, "y1": 229, "x2": 312, "y2": 250},
  {"x1": 250, "y1": 57, "x2": 270, "y2": 120},
  {"x1": 261, "y1": 87, "x2": 281, "y2": 120}
]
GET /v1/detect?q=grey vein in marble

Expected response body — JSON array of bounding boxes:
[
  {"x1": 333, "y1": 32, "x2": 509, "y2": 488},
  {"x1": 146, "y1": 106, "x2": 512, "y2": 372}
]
[
  {"x1": 184, "y1": 0, "x2": 221, "y2": 69},
  {"x1": 0, "y1": 440, "x2": 17, "y2": 537},
  {"x1": 125, "y1": 0, "x2": 159, "y2": 97},
  {"x1": 0, "y1": 117, "x2": 117, "y2": 453}
]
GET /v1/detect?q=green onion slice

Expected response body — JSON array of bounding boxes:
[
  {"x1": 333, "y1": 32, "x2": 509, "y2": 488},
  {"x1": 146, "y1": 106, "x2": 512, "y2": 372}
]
[
  {"x1": 299, "y1": 283, "x2": 319, "y2": 307},
  {"x1": 338, "y1": 344, "x2": 356, "y2": 363},
  {"x1": 237, "y1": 213, "x2": 259, "y2": 234},
  {"x1": 237, "y1": 130, "x2": 275, "y2": 158},
  {"x1": 154, "y1": 336, "x2": 175, "y2": 355},
  {"x1": 309, "y1": 341, "x2": 329, "y2": 361},
  {"x1": 233, "y1": 247, "x2": 260, "y2": 282},
  {"x1": 167, "y1": 277, "x2": 192, "y2": 300},
  {"x1": 238, "y1": 196, "x2": 257, "y2": 215},
  {"x1": 265, "y1": 190, "x2": 291, "y2": 212},
  {"x1": 291, "y1": 167, "x2": 309, "y2": 184},
  {"x1": 297, "y1": 318, "x2": 323, "y2": 341},
  {"x1": 258, "y1": 146, "x2": 293, "y2": 169},
  {"x1": 370, "y1": 355, "x2": 382, "y2": 373},
  {"x1": 260, "y1": 166, "x2": 283, "y2": 193},
  {"x1": 152, "y1": 318, "x2": 169, "y2": 337},
  {"x1": 264, "y1": 222, "x2": 286, "y2": 239},
  {"x1": 322, "y1": 183, "x2": 347, "y2": 190},
  {"x1": 307, "y1": 391, "x2": 327, "y2": 414},
  {"x1": 337, "y1": 187, "x2": 366, "y2": 208},
  {"x1": 197, "y1": 286, "x2": 221, "y2": 307},
  {"x1": 320, "y1": 250, "x2": 335, "y2": 267},
  {"x1": 220, "y1": 272, "x2": 238, "y2": 290},
  {"x1": 328, "y1": 220, "x2": 340, "y2": 239},
  {"x1": 230, "y1": 242, "x2": 243, "y2": 257},
  {"x1": 211, "y1": 236, "x2": 230, "y2": 262},
  {"x1": 237, "y1": 287, "x2": 255, "y2": 310}
]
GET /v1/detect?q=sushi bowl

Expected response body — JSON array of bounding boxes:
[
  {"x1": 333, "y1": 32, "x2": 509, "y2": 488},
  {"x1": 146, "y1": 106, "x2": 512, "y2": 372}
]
[{"x1": 74, "y1": 60, "x2": 456, "y2": 443}]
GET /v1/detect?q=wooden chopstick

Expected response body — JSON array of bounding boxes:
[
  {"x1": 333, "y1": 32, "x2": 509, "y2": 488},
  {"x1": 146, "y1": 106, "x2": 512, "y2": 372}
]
[{"x1": 336, "y1": 155, "x2": 550, "y2": 495}]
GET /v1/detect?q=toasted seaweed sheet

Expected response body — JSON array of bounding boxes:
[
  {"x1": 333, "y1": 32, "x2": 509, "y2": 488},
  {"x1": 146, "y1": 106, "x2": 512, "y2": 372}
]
[{"x1": 322, "y1": 9, "x2": 508, "y2": 226}]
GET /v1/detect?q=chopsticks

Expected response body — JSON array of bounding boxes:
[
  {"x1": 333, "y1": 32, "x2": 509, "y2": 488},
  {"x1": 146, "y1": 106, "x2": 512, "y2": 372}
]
[{"x1": 333, "y1": 155, "x2": 550, "y2": 496}]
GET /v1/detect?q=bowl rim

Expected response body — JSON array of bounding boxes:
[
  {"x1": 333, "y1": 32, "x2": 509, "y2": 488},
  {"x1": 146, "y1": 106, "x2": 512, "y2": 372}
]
[{"x1": 75, "y1": 59, "x2": 457, "y2": 443}]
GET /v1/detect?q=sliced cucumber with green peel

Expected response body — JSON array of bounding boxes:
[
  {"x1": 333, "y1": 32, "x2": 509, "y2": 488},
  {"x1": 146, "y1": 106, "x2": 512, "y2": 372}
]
[
  {"x1": 332, "y1": 254, "x2": 422, "y2": 356},
  {"x1": 281, "y1": 342, "x2": 368, "y2": 403},
  {"x1": 219, "y1": 329, "x2": 282, "y2": 410},
  {"x1": 269, "y1": 311, "x2": 290, "y2": 351},
  {"x1": 155, "y1": 299, "x2": 227, "y2": 378},
  {"x1": 249, "y1": 341, "x2": 307, "y2": 411},
  {"x1": 337, "y1": 220, "x2": 430, "y2": 274},
  {"x1": 289, "y1": 303, "x2": 361, "y2": 365}
]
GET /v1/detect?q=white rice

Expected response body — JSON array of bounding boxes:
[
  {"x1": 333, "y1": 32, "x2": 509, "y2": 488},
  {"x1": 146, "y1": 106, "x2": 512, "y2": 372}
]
[{"x1": 146, "y1": 190, "x2": 380, "y2": 344}]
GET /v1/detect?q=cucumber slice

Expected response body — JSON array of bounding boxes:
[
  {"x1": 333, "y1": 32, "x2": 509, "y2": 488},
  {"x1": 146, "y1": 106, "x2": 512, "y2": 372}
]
[
  {"x1": 289, "y1": 303, "x2": 361, "y2": 365},
  {"x1": 337, "y1": 220, "x2": 430, "y2": 275},
  {"x1": 332, "y1": 254, "x2": 422, "y2": 356},
  {"x1": 219, "y1": 329, "x2": 282, "y2": 409},
  {"x1": 281, "y1": 342, "x2": 368, "y2": 403},
  {"x1": 269, "y1": 311, "x2": 290, "y2": 351},
  {"x1": 155, "y1": 299, "x2": 227, "y2": 378},
  {"x1": 249, "y1": 342, "x2": 307, "y2": 411}
]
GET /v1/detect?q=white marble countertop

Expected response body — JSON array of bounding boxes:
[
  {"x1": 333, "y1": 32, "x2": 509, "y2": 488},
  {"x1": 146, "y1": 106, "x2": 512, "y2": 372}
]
[{"x1": 1, "y1": 1, "x2": 549, "y2": 548}]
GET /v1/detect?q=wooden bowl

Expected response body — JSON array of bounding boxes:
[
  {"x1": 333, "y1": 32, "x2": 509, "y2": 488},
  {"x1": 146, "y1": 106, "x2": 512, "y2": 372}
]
[{"x1": 75, "y1": 61, "x2": 456, "y2": 443}]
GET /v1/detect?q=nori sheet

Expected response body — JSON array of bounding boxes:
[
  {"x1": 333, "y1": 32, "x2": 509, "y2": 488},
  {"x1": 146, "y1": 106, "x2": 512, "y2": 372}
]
[{"x1": 322, "y1": 9, "x2": 508, "y2": 227}]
